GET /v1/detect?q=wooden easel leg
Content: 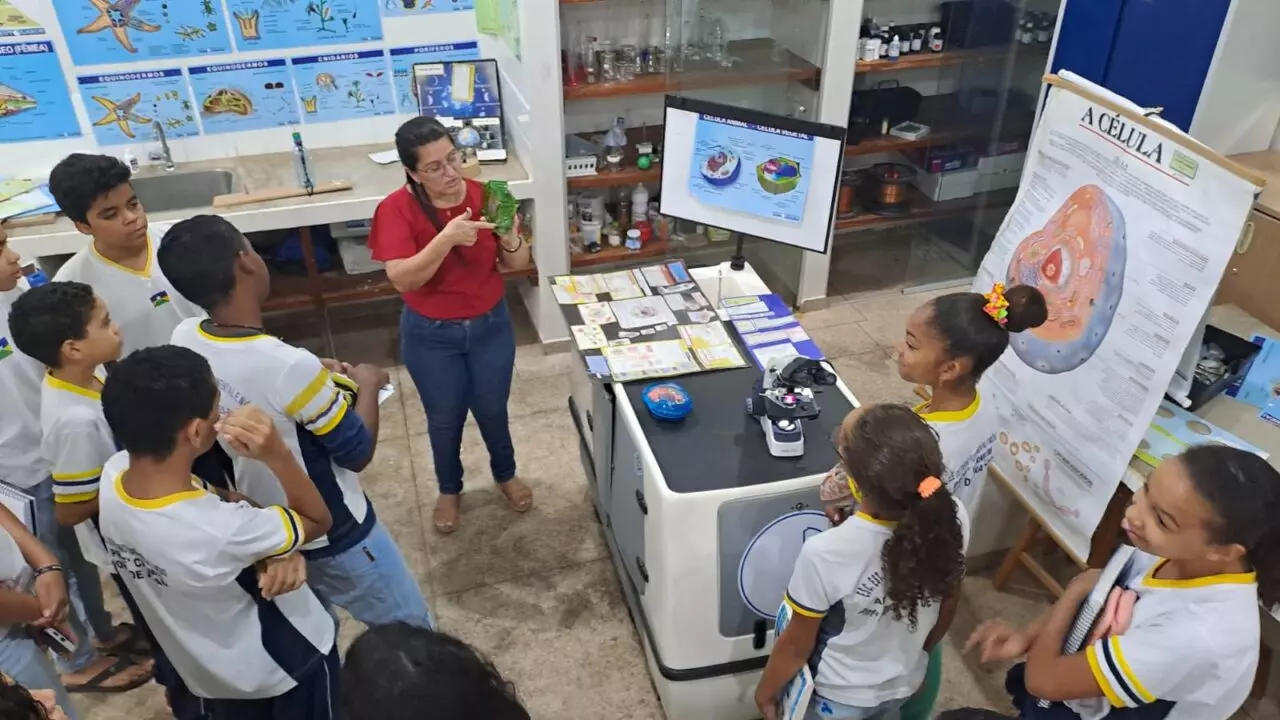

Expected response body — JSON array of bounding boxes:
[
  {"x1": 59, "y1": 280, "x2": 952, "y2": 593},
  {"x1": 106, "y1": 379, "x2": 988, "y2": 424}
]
[
  {"x1": 993, "y1": 517, "x2": 1039, "y2": 591},
  {"x1": 1088, "y1": 486, "x2": 1133, "y2": 568}
]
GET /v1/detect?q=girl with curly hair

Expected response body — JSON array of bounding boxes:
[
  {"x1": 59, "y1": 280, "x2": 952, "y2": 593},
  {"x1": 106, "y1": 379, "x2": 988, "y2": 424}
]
[{"x1": 755, "y1": 404, "x2": 968, "y2": 720}]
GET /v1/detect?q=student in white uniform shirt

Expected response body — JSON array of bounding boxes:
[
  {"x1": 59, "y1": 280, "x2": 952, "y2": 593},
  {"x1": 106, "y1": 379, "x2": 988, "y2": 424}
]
[
  {"x1": 820, "y1": 283, "x2": 1047, "y2": 720},
  {"x1": 8, "y1": 281, "x2": 157, "y2": 694},
  {"x1": 47, "y1": 154, "x2": 204, "y2": 357},
  {"x1": 756, "y1": 404, "x2": 968, "y2": 720},
  {"x1": 159, "y1": 215, "x2": 432, "y2": 630},
  {"x1": 99, "y1": 346, "x2": 337, "y2": 719},
  {"x1": 0, "y1": 501, "x2": 76, "y2": 719},
  {"x1": 963, "y1": 445, "x2": 1279, "y2": 720}
]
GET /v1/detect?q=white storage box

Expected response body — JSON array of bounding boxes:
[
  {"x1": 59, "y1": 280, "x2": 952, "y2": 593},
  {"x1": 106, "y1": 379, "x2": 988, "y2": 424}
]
[
  {"x1": 911, "y1": 166, "x2": 980, "y2": 202},
  {"x1": 336, "y1": 237, "x2": 383, "y2": 276},
  {"x1": 975, "y1": 170, "x2": 1024, "y2": 194},
  {"x1": 978, "y1": 152, "x2": 1026, "y2": 175}
]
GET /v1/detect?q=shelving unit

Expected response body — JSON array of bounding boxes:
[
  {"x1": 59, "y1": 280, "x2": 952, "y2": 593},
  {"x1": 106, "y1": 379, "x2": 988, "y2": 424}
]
[
  {"x1": 855, "y1": 44, "x2": 1048, "y2": 74},
  {"x1": 834, "y1": 188, "x2": 1017, "y2": 234},
  {"x1": 563, "y1": 40, "x2": 819, "y2": 101},
  {"x1": 570, "y1": 238, "x2": 671, "y2": 268},
  {"x1": 264, "y1": 263, "x2": 538, "y2": 313}
]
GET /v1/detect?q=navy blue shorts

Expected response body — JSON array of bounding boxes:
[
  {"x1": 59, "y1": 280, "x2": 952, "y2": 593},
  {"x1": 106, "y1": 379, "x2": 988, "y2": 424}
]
[
  {"x1": 1005, "y1": 663, "x2": 1172, "y2": 720},
  {"x1": 203, "y1": 646, "x2": 340, "y2": 720}
]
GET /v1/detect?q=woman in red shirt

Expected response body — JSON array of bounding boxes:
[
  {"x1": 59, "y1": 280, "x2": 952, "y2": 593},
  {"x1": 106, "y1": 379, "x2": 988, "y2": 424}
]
[{"x1": 369, "y1": 117, "x2": 533, "y2": 534}]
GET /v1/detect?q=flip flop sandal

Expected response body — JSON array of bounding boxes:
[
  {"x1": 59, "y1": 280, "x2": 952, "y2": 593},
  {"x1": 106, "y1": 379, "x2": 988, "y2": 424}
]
[
  {"x1": 433, "y1": 498, "x2": 460, "y2": 534},
  {"x1": 96, "y1": 622, "x2": 151, "y2": 656},
  {"x1": 501, "y1": 481, "x2": 533, "y2": 513},
  {"x1": 65, "y1": 655, "x2": 154, "y2": 694}
]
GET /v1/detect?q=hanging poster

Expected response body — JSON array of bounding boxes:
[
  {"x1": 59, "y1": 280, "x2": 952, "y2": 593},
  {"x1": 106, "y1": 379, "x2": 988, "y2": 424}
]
[
  {"x1": 292, "y1": 50, "x2": 393, "y2": 124},
  {"x1": 0, "y1": 41, "x2": 80, "y2": 143},
  {"x1": 388, "y1": 42, "x2": 479, "y2": 113},
  {"x1": 227, "y1": 0, "x2": 381, "y2": 52},
  {"x1": 0, "y1": 1, "x2": 43, "y2": 37},
  {"x1": 974, "y1": 75, "x2": 1261, "y2": 560},
  {"x1": 380, "y1": 0, "x2": 474, "y2": 17},
  {"x1": 52, "y1": 0, "x2": 231, "y2": 66},
  {"x1": 188, "y1": 59, "x2": 299, "y2": 135},
  {"x1": 689, "y1": 113, "x2": 815, "y2": 225},
  {"x1": 77, "y1": 68, "x2": 198, "y2": 146}
]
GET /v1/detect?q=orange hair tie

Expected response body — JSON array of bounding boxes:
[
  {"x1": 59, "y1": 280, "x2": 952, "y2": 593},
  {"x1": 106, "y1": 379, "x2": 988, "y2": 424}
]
[
  {"x1": 918, "y1": 476, "x2": 942, "y2": 499},
  {"x1": 983, "y1": 282, "x2": 1010, "y2": 327}
]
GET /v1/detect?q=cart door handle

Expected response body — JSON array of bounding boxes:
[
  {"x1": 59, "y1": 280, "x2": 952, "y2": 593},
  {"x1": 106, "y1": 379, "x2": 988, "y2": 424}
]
[
  {"x1": 1237, "y1": 221, "x2": 1256, "y2": 254},
  {"x1": 586, "y1": 410, "x2": 593, "y2": 433},
  {"x1": 753, "y1": 620, "x2": 768, "y2": 650},
  {"x1": 635, "y1": 489, "x2": 648, "y2": 515},
  {"x1": 636, "y1": 557, "x2": 649, "y2": 583}
]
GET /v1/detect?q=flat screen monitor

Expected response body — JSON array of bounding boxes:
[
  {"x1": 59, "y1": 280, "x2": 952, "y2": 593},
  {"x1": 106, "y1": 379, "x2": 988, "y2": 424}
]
[
  {"x1": 660, "y1": 96, "x2": 847, "y2": 254},
  {"x1": 412, "y1": 59, "x2": 507, "y2": 162}
]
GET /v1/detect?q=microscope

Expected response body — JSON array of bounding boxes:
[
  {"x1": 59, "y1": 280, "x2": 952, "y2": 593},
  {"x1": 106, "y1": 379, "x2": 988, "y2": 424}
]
[{"x1": 745, "y1": 353, "x2": 838, "y2": 457}]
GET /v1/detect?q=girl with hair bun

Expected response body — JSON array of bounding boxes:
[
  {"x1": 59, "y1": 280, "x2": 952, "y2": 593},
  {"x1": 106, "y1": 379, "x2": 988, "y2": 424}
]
[
  {"x1": 756, "y1": 404, "x2": 968, "y2": 720},
  {"x1": 818, "y1": 282, "x2": 1048, "y2": 720}
]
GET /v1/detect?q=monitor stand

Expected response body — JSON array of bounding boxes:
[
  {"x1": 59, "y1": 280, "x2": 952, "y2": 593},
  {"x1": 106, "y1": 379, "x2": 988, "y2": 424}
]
[{"x1": 729, "y1": 234, "x2": 747, "y2": 271}]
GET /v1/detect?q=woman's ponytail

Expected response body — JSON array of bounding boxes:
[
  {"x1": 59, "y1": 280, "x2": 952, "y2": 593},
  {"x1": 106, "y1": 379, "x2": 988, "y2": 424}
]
[{"x1": 883, "y1": 481, "x2": 966, "y2": 630}]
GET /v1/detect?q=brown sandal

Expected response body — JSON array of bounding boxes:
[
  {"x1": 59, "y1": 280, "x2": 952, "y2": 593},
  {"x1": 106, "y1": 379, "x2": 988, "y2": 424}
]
[
  {"x1": 433, "y1": 494, "x2": 460, "y2": 534},
  {"x1": 500, "y1": 478, "x2": 534, "y2": 513}
]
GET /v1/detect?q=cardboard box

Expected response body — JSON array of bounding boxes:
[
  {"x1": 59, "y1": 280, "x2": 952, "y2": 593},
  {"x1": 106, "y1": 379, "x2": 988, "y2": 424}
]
[
  {"x1": 901, "y1": 144, "x2": 978, "y2": 174},
  {"x1": 978, "y1": 152, "x2": 1026, "y2": 175}
]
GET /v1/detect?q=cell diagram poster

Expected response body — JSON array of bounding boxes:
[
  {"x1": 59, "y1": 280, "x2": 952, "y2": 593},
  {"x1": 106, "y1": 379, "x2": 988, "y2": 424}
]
[
  {"x1": 291, "y1": 49, "x2": 394, "y2": 124},
  {"x1": 972, "y1": 77, "x2": 1261, "y2": 559},
  {"x1": 77, "y1": 67, "x2": 199, "y2": 146},
  {"x1": 188, "y1": 58, "x2": 299, "y2": 134},
  {"x1": 0, "y1": 41, "x2": 81, "y2": 143},
  {"x1": 52, "y1": 0, "x2": 232, "y2": 66},
  {"x1": 227, "y1": 0, "x2": 382, "y2": 52},
  {"x1": 388, "y1": 41, "x2": 479, "y2": 114}
]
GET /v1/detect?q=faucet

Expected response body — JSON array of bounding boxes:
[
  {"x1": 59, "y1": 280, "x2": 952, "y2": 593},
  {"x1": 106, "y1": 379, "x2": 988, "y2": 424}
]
[{"x1": 149, "y1": 120, "x2": 175, "y2": 172}]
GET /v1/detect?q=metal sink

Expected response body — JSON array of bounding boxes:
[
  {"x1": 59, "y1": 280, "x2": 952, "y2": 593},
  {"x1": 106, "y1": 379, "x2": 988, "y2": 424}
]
[{"x1": 132, "y1": 170, "x2": 237, "y2": 213}]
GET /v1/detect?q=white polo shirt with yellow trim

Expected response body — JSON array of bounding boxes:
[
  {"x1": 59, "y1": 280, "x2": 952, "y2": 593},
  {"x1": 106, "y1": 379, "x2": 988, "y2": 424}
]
[
  {"x1": 783, "y1": 500, "x2": 971, "y2": 707},
  {"x1": 53, "y1": 226, "x2": 204, "y2": 358},
  {"x1": 0, "y1": 284, "x2": 48, "y2": 490},
  {"x1": 97, "y1": 450, "x2": 333, "y2": 699},
  {"x1": 915, "y1": 392, "x2": 997, "y2": 512},
  {"x1": 170, "y1": 318, "x2": 375, "y2": 557},
  {"x1": 1068, "y1": 549, "x2": 1258, "y2": 720},
  {"x1": 39, "y1": 369, "x2": 114, "y2": 567}
]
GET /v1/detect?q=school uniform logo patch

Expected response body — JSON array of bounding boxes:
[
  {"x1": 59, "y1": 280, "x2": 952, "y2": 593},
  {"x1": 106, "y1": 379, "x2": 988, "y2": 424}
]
[
  {"x1": 0, "y1": 337, "x2": 11, "y2": 361},
  {"x1": 150, "y1": 291, "x2": 171, "y2": 308}
]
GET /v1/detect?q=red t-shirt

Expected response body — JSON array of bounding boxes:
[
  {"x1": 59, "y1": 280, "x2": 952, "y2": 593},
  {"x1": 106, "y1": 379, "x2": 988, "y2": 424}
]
[{"x1": 368, "y1": 179, "x2": 504, "y2": 320}]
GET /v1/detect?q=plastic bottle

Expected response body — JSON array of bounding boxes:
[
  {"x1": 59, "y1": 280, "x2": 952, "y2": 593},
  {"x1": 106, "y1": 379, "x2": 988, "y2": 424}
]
[
  {"x1": 291, "y1": 131, "x2": 316, "y2": 194},
  {"x1": 123, "y1": 148, "x2": 140, "y2": 172},
  {"x1": 888, "y1": 35, "x2": 901, "y2": 60},
  {"x1": 20, "y1": 264, "x2": 49, "y2": 288},
  {"x1": 929, "y1": 26, "x2": 944, "y2": 52},
  {"x1": 911, "y1": 29, "x2": 923, "y2": 52},
  {"x1": 630, "y1": 184, "x2": 649, "y2": 228}
]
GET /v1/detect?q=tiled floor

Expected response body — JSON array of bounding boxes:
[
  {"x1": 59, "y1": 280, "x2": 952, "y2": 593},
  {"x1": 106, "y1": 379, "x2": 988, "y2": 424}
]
[{"x1": 78, "y1": 289, "x2": 1280, "y2": 719}]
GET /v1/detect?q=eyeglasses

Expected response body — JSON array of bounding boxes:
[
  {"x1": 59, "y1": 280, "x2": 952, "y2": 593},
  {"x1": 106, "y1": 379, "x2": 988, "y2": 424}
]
[{"x1": 415, "y1": 150, "x2": 463, "y2": 178}]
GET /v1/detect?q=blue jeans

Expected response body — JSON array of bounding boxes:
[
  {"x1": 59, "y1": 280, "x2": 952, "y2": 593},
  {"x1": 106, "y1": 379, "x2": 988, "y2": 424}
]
[
  {"x1": 807, "y1": 696, "x2": 905, "y2": 720},
  {"x1": 0, "y1": 630, "x2": 77, "y2": 720},
  {"x1": 32, "y1": 479, "x2": 113, "y2": 674},
  {"x1": 306, "y1": 521, "x2": 433, "y2": 629},
  {"x1": 400, "y1": 298, "x2": 517, "y2": 495}
]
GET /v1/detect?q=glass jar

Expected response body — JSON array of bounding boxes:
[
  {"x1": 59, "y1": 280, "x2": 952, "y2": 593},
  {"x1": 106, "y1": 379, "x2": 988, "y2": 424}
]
[
  {"x1": 619, "y1": 44, "x2": 639, "y2": 81},
  {"x1": 598, "y1": 41, "x2": 618, "y2": 82}
]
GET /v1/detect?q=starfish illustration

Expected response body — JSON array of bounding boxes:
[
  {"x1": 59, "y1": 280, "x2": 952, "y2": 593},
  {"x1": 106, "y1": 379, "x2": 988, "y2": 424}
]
[
  {"x1": 91, "y1": 93, "x2": 152, "y2": 139},
  {"x1": 78, "y1": 0, "x2": 161, "y2": 54}
]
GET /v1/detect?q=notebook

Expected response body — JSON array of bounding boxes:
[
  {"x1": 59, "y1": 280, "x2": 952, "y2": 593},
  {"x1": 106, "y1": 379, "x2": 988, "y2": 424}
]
[
  {"x1": 0, "y1": 481, "x2": 36, "y2": 535},
  {"x1": 1036, "y1": 545, "x2": 1137, "y2": 707},
  {"x1": 775, "y1": 600, "x2": 815, "y2": 720}
]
